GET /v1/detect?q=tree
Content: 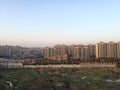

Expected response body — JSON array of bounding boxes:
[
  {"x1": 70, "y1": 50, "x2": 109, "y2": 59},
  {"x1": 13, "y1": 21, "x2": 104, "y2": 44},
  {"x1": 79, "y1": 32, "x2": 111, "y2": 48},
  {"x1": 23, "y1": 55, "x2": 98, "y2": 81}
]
[{"x1": 116, "y1": 61, "x2": 120, "y2": 69}]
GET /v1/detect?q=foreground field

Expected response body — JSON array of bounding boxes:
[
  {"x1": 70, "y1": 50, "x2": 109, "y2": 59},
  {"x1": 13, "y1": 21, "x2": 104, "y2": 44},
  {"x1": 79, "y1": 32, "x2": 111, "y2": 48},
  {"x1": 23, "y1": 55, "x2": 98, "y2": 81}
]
[{"x1": 0, "y1": 68, "x2": 120, "y2": 90}]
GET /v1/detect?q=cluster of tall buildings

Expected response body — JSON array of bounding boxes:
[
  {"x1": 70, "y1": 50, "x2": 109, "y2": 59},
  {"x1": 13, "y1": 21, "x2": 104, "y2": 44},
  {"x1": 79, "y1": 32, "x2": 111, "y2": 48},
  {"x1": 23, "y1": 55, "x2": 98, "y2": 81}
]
[
  {"x1": 67, "y1": 44, "x2": 95, "y2": 60},
  {"x1": 44, "y1": 44, "x2": 96, "y2": 61},
  {"x1": 0, "y1": 45, "x2": 43, "y2": 58},
  {"x1": 0, "y1": 45, "x2": 21, "y2": 57},
  {"x1": 44, "y1": 41, "x2": 120, "y2": 61},
  {"x1": 1, "y1": 41, "x2": 120, "y2": 61},
  {"x1": 96, "y1": 41, "x2": 120, "y2": 59},
  {"x1": 44, "y1": 44, "x2": 68, "y2": 60}
]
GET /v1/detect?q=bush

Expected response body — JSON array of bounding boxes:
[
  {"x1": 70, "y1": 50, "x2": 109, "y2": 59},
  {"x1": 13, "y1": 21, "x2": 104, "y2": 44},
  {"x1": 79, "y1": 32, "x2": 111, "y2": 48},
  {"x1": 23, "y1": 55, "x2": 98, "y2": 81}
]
[{"x1": 116, "y1": 62, "x2": 120, "y2": 69}]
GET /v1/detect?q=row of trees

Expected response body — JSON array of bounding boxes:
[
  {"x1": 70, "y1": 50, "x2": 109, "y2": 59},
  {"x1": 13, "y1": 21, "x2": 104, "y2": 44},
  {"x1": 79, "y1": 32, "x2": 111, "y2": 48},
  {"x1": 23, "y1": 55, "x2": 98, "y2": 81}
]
[{"x1": 35, "y1": 58, "x2": 119, "y2": 65}]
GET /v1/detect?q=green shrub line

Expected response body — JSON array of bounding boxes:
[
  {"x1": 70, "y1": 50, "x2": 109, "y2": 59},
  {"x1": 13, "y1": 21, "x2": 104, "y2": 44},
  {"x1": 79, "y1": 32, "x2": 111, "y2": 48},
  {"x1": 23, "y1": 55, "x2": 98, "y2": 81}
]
[{"x1": 0, "y1": 68, "x2": 120, "y2": 90}]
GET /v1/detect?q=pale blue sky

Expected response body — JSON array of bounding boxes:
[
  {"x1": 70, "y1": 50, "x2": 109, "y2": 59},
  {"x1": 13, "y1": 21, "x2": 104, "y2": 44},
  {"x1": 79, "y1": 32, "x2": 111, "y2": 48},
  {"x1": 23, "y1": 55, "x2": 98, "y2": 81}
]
[{"x1": 0, "y1": 0, "x2": 120, "y2": 47}]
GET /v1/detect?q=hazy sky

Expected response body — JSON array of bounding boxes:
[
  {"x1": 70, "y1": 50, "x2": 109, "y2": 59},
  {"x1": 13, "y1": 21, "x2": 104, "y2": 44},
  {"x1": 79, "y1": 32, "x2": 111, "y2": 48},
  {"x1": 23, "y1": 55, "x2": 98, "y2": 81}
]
[{"x1": 0, "y1": 0, "x2": 120, "y2": 47}]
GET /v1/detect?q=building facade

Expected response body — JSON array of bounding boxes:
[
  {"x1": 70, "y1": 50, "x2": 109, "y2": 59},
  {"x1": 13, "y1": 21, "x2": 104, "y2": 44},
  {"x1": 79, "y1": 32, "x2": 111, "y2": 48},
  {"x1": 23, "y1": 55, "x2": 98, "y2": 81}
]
[
  {"x1": 117, "y1": 42, "x2": 120, "y2": 59},
  {"x1": 107, "y1": 41, "x2": 117, "y2": 58},
  {"x1": 96, "y1": 42, "x2": 107, "y2": 59}
]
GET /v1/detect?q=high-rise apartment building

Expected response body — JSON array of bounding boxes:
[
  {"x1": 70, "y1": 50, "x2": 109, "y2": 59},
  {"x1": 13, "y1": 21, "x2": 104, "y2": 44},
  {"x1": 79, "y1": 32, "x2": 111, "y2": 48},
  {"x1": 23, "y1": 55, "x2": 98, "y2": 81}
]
[
  {"x1": 73, "y1": 46, "x2": 81, "y2": 59},
  {"x1": 96, "y1": 41, "x2": 107, "y2": 58},
  {"x1": 117, "y1": 42, "x2": 120, "y2": 59},
  {"x1": 80, "y1": 46, "x2": 85, "y2": 60},
  {"x1": 44, "y1": 47, "x2": 49, "y2": 58},
  {"x1": 67, "y1": 45, "x2": 74, "y2": 57},
  {"x1": 84, "y1": 47, "x2": 90, "y2": 60},
  {"x1": 89, "y1": 44, "x2": 96, "y2": 57},
  {"x1": 54, "y1": 44, "x2": 67, "y2": 55},
  {"x1": 44, "y1": 47, "x2": 56, "y2": 58},
  {"x1": 107, "y1": 41, "x2": 117, "y2": 58}
]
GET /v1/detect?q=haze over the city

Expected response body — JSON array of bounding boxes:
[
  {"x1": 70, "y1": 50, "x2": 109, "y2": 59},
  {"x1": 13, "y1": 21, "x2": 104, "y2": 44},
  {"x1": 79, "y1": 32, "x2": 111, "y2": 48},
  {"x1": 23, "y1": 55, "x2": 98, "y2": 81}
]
[{"x1": 0, "y1": 0, "x2": 120, "y2": 47}]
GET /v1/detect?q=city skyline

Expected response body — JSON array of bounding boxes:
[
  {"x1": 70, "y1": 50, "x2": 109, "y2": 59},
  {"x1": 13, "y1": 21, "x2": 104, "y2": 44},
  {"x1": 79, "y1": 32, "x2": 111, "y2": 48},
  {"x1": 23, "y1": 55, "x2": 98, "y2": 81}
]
[
  {"x1": 1, "y1": 41, "x2": 120, "y2": 60},
  {"x1": 1, "y1": 41, "x2": 120, "y2": 48},
  {"x1": 0, "y1": 0, "x2": 120, "y2": 47}
]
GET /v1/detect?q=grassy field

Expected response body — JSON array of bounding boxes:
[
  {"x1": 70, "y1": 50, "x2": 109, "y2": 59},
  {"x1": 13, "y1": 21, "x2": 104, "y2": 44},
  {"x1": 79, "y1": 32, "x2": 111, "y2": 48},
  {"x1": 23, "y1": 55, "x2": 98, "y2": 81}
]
[{"x1": 0, "y1": 68, "x2": 120, "y2": 90}]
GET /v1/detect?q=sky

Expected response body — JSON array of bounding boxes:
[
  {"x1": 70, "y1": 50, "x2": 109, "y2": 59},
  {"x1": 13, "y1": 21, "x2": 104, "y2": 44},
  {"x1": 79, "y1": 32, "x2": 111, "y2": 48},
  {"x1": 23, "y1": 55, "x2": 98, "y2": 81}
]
[{"x1": 0, "y1": 0, "x2": 120, "y2": 47}]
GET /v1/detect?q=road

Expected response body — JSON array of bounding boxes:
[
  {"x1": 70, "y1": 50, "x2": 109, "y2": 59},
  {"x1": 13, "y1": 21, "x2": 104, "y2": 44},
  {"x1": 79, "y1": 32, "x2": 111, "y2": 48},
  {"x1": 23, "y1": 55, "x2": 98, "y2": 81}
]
[{"x1": 23, "y1": 63, "x2": 116, "y2": 69}]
